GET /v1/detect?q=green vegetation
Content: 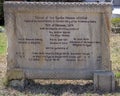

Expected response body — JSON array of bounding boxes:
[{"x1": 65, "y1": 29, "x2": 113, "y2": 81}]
[
  {"x1": 0, "y1": 32, "x2": 7, "y2": 56},
  {"x1": 115, "y1": 72, "x2": 120, "y2": 78},
  {"x1": 111, "y1": 18, "x2": 120, "y2": 27}
]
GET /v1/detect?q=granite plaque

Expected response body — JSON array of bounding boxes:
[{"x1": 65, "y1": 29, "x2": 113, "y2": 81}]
[{"x1": 4, "y1": 2, "x2": 112, "y2": 80}]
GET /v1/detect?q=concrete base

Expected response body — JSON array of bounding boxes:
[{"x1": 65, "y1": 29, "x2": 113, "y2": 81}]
[{"x1": 94, "y1": 71, "x2": 115, "y2": 92}]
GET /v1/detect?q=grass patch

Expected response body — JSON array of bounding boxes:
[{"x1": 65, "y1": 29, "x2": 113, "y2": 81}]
[
  {"x1": 0, "y1": 32, "x2": 7, "y2": 56},
  {"x1": 111, "y1": 18, "x2": 120, "y2": 27},
  {"x1": 110, "y1": 34, "x2": 120, "y2": 71},
  {"x1": 115, "y1": 72, "x2": 120, "y2": 78}
]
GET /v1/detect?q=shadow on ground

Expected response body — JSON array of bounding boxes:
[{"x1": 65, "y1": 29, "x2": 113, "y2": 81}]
[{"x1": 9, "y1": 80, "x2": 116, "y2": 96}]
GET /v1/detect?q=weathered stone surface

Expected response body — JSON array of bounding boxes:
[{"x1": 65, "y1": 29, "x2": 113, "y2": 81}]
[
  {"x1": 9, "y1": 79, "x2": 34, "y2": 88},
  {"x1": 6, "y1": 69, "x2": 25, "y2": 80},
  {"x1": 4, "y1": 2, "x2": 112, "y2": 80},
  {"x1": 94, "y1": 71, "x2": 115, "y2": 92},
  {"x1": 9, "y1": 79, "x2": 25, "y2": 88}
]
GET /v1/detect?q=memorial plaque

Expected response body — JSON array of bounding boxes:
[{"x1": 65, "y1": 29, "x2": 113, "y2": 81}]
[{"x1": 4, "y1": 2, "x2": 112, "y2": 80}]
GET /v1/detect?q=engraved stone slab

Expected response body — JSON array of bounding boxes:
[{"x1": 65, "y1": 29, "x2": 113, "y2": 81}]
[{"x1": 4, "y1": 2, "x2": 112, "y2": 80}]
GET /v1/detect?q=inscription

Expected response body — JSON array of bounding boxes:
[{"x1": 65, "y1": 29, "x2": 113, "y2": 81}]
[
  {"x1": 29, "y1": 52, "x2": 91, "y2": 62},
  {"x1": 18, "y1": 38, "x2": 43, "y2": 44},
  {"x1": 16, "y1": 13, "x2": 101, "y2": 65}
]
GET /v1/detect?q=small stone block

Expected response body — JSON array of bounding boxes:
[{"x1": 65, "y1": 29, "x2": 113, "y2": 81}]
[
  {"x1": 9, "y1": 79, "x2": 25, "y2": 89},
  {"x1": 94, "y1": 71, "x2": 115, "y2": 92}
]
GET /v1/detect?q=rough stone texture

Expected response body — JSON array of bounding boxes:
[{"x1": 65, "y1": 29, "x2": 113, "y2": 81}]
[
  {"x1": 94, "y1": 71, "x2": 115, "y2": 92},
  {"x1": 6, "y1": 69, "x2": 25, "y2": 80},
  {"x1": 4, "y1": 2, "x2": 112, "y2": 80},
  {"x1": 9, "y1": 79, "x2": 25, "y2": 88}
]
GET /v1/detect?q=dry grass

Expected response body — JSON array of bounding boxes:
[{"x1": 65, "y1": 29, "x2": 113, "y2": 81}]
[
  {"x1": 110, "y1": 34, "x2": 120, "y2": 72},
  {"x1": 0, "y1": 32, "x2": 7, "y2": 56}
]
